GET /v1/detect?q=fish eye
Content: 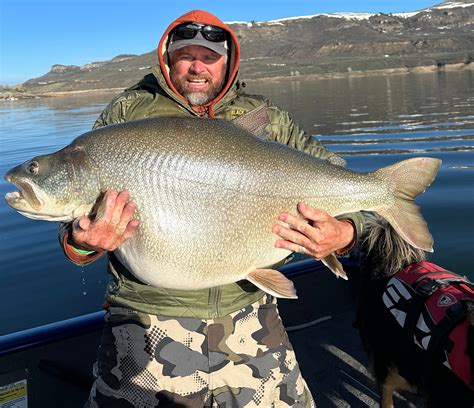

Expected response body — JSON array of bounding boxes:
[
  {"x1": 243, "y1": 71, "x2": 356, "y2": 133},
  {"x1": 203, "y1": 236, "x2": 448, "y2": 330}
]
[{"x1": 27, "y1": 161, "x2": 39, "y2": 175}]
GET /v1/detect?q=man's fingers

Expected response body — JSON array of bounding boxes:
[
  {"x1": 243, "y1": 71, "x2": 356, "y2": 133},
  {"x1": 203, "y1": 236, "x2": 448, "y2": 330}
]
[
  {"x1": 110, "y1": 190, "x2": 131, "y2": 225},
  {"x1": 277, "y1": 212, "x2": 299, "y2": 226},
  {"x1": 272, "y1": 225, "x2": 315, "y2": 250},
  {"x1": 274, "y1": 238, "x2": 318, "y2": 258},
  {"x1": 94, "y1": 190, "x2": 118, "y2": 222},
  {"x1": 277, "y1": 212, "x2": 321, "y2": 243},
  {"x1": 275, "y1": 239, "x2": 302, "y2": 253},
  {"x1": 117, "y1": 202, "x2": 138, "y2": 233},
  {"x1": 122, "y1": 220, "x2": 140, "y2": 242},
  {"x1": 68, "y1": 190, "x2": 139, "y2": 252},
  {"x1": 73, "y1": 216, "x2": 91, "y2": 232},
  {"x1": 93, "y1": 190, "x2": 132, "y2": 226},
  {"x1": 274, "y1": 203, "x2": 354, "y2": 260},
  {"x1": 297, "y1": 202, "x2": 330, "y2": 223},
  {"x1": 70, "y1": 217, "x2": 94, "y2": 249}
]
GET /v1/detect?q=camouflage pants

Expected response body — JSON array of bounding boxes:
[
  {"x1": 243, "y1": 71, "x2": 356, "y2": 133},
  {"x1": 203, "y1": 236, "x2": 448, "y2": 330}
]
[{"x1": 85, "y1": 295, "x2": 315, "y2": 407}]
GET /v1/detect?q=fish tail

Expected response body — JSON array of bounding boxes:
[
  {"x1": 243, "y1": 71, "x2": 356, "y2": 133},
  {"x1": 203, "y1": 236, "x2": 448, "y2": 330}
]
[{"x1": 372, "y1": 157, "x2": 441, "y2": 252}]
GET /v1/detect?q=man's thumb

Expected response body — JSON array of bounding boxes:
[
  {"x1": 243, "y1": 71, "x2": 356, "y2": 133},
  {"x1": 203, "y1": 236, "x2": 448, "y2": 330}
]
[{"x1": 73, "y1": 217, "x2": 91, "y2": 232}]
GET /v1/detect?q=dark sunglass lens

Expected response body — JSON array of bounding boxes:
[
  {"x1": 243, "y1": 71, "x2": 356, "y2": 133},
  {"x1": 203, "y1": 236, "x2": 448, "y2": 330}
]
[
  {"x1": 202, "y1": 26, "x2": 226, "y2": 42},
  {"x1": 174, "y1": 26, "x2": 198, "y2": 40},
  {"x1": 173, "y1": 24, "x2": 226, "y2": 42}
]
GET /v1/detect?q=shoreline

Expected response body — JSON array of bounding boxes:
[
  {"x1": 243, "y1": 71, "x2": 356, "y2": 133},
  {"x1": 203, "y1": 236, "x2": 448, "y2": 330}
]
[
  {"x1": 244, "y1": 61, "x2": 473, "y2": 83},
  {"x1": 1, "y1": 62, "x2": 472, "y2": 100}
]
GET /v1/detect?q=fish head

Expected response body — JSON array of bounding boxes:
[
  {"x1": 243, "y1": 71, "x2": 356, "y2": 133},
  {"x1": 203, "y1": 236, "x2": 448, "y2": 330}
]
[{"x1": 4, "y1": 145, "x2": 100, "y2": 221}]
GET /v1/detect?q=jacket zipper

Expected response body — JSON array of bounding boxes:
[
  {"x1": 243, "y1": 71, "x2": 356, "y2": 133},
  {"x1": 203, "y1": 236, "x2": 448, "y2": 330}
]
[{"x1": 209, "y1": 286, "x2": 221, "y2": 319}]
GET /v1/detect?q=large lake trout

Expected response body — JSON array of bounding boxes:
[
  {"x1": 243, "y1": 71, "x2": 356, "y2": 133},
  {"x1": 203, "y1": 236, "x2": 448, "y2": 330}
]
[{"x1": 4, "y1": 108, "x2": 441, "y2": 298}]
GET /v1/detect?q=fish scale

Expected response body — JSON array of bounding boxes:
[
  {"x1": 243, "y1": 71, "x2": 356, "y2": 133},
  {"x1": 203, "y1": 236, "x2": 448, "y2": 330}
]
[{"x1": 4, "y1": 108, "x2": 441, "y2": 298}]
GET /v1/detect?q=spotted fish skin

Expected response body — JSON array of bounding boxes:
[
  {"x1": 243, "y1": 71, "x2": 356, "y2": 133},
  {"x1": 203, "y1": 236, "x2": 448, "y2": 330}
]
[{"x1": 4, "y1": 112, "x2": 441, "y2": 297}]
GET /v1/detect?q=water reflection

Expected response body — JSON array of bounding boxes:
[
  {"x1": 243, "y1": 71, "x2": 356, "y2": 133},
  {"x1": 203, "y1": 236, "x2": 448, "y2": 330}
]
[
  {"x1": 248, "y1": 70, "x2": 474, "y2": 159},
  {"x1": 0, "y1": 70, "x2": 472, "y2": 334}
]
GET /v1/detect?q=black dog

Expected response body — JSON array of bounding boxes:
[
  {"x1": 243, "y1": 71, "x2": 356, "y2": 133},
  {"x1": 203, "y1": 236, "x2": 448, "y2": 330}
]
[{"x1": 353, "y1": 214, "x2": 474, "y2": 407}]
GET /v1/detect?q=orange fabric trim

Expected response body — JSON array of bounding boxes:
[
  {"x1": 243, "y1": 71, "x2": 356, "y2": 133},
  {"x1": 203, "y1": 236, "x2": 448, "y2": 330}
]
[{"x1": 62, "y1": 233, "x2": 104, "y2": 265}]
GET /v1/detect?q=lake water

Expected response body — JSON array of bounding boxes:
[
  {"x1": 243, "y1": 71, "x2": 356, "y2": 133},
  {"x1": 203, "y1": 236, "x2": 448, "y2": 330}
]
[{"x1": 0, "y1": 70, "x2": 473, "y2": 335}]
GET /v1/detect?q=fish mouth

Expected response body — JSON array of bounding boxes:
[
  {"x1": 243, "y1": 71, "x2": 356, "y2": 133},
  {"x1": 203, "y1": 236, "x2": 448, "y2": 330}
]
[
  {"x1": 4, "y1": 177, "x2": 43, "y2": 213},
  {"x1": 4, "y1": 174, "x2": 91, "y2": 222}
]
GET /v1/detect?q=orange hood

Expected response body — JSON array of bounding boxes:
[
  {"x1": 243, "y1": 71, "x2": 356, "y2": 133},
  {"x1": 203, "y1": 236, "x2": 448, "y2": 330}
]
[{"x1": 157, "y1": 10, "x2": 241, "y2": 115}]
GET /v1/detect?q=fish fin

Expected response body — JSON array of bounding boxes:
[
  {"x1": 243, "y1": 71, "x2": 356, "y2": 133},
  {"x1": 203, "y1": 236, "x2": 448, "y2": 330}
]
[
  {"x1": 232, "y1": 104, "x2": 269, "y2": 140},
  {"x1": 372, "y1": 157, "x2": 441, "y2": 252},
  {"x1": 247, "y1": 268, "x2": 298, "y2": 299},
  {"x1": 321, "y1": 254, "x2": 348, "y2": 280}
]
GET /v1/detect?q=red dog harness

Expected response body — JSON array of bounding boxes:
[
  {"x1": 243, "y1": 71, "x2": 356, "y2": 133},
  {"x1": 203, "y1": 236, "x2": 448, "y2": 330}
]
[{"x1": 382, "y1": 261, "x2": 474, "y2": 389}]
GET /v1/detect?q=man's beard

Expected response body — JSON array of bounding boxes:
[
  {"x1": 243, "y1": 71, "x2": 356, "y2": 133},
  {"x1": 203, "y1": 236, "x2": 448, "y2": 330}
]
[{"x1": 171, "y1": 72, "x2": 225, "y2": 106}]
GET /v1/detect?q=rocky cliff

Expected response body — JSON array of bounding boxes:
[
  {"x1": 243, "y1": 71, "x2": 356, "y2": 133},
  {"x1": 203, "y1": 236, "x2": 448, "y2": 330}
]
[{"x1": 6, "y1": 2, "x2": 474, "y2": 97}]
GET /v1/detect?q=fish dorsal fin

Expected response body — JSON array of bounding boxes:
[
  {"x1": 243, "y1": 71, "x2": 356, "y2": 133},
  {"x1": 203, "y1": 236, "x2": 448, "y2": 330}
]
[
  {"x1": 232, "y1": 104, "x2": 270, "y2": 140},
  {"x1": 247, "y1": 268, "x2": 298, "y2": 299},
  {"x1": 321, "y1": 254, "x2": 347, "y2": 280}
]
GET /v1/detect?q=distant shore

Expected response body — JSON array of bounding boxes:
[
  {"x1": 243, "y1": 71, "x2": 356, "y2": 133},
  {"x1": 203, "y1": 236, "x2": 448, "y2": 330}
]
[
  {"x1": 0, "y1": 87, "x2": 125, "y2": 101},
  {"x1": 244, "y1": 62, "x2": 474, "y2": 83},
  {"x1": 1, "y1": 62, "x2": 472, "y2": 101}
]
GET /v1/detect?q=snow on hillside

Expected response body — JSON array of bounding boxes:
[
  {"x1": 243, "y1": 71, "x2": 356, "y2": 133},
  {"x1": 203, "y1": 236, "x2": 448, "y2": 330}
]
[{"x1": 225, "y1": 2, "x2": 473, "y2": 26}]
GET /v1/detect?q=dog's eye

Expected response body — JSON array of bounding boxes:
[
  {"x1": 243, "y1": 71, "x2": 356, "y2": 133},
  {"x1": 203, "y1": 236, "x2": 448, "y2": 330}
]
[{"x1": 27, "y1": 161, "x2": 39, "y2": 175}]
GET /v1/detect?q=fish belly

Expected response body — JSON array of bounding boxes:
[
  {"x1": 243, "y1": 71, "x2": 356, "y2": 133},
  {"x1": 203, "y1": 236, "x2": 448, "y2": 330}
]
[
  {"x1": 114, "y1": 175, "x2": 295, "y2": 289},
  {"x1": 87, "y1": 118, "x2": 386, "y2": 289}
]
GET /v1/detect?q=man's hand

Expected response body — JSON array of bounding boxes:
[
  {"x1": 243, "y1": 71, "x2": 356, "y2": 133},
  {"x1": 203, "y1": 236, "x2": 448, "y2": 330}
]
[
  {"x1": 70, "y1": 190, "x2": 139, "y2": 252},
  {"x1": 272, "y1": 202, "x2": 355, "y2": 259}
]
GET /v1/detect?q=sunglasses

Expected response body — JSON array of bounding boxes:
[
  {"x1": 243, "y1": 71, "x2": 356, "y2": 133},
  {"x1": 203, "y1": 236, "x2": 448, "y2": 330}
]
[{"x1": 171, "y1": 23, "x2": 227, "y2": 43}]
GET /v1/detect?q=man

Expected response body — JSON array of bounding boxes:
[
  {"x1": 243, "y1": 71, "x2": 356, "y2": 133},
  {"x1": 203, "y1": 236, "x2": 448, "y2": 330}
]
[{"x1": 61, "y1": 10, "x2": 364, "y2": 407}]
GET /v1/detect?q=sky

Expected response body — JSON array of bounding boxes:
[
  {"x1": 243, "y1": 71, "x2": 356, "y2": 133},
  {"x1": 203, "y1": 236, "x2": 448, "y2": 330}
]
[{"x1": 1, "y1": 0, "x2": 442, "y2": 85}]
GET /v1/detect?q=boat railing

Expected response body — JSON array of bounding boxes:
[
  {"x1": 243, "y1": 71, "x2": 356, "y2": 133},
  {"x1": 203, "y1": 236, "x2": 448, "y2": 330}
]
[{"x1": 0, "y1": 258, "x2": 356, "y2": 357}]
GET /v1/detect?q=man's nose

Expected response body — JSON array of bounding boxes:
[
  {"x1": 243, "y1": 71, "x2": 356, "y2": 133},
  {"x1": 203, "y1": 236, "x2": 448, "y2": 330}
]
[{"x1": 189, "y1": 59, "x2": 206, "y2": 74}]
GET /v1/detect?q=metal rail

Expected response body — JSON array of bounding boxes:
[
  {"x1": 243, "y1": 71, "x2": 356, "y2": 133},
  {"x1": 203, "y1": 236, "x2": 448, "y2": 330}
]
[{"x1": 0, "y1": 258, "x2": 355, "y2": 357}]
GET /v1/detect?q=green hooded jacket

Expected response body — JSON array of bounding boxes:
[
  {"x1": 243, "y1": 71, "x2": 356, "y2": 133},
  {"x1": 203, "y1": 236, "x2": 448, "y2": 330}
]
[{"x1": 61, "y1": 10, "x2": 364, "y2": 319}]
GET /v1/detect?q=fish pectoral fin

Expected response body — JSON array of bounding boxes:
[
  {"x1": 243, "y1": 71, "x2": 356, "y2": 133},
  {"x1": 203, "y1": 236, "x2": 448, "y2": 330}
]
[
  {"x1": 321, "y1": 254, "x2": 348, "y2": 280},
  {"x1": 247, "y1": 269, "x2": 297, "y2": 299}
]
